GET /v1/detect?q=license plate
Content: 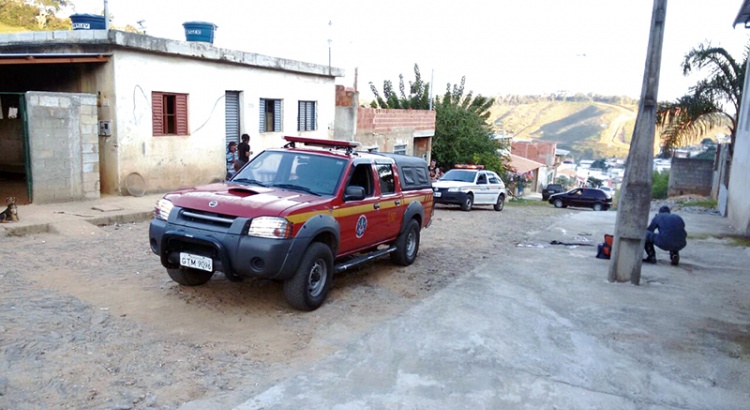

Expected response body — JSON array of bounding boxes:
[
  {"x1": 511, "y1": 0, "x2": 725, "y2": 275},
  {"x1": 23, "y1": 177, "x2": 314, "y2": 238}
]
[
  {"x1": 434, "y1": 192, "x2": 442, "y2": 197},
  {"x1": 180, "y1": 252, "x2": 213, "y2": 272}
]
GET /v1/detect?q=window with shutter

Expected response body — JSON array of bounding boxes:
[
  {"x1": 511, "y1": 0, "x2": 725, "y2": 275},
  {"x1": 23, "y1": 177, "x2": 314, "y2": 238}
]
[
  {"x1": 297, "y1": 101, "x2": 316, "y2": 131},
  {"x1": 152, "y1": 91, "x2": 189, "y2": 136},
  {"x1": 260, "y1": 98, "x2": 283, "y2": 132}
]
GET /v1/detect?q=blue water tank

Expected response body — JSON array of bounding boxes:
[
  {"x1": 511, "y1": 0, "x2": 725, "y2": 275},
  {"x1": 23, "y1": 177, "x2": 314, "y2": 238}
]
[
  {"x1": 70, "y1": 14, "x2": 106, "y2": 30},
  {"x1": 183, "y1": 22, "x2": 217, "y2": 43}
]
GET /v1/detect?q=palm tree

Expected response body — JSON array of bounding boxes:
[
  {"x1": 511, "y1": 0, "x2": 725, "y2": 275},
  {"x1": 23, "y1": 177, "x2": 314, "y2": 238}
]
[{"x1": 656, "y1": 42, "x2": 748, "y2": 156}]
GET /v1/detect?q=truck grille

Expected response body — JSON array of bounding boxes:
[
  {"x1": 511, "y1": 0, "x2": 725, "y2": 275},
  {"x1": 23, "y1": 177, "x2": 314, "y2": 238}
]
[{"x1": 180, "y1": 209, "x2": 237, "y2": 228}]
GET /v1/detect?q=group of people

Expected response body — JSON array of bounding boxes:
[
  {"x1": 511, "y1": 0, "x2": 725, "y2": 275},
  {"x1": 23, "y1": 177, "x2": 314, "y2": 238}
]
[{"x1": 226, "y1": 134, "x2": 252, "y2": 179}]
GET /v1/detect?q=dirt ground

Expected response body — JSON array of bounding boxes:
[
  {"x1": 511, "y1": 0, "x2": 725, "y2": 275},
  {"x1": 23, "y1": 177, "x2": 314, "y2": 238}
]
[{"x1": 0, "y1": 202, "x2": 561, "y2": 410}]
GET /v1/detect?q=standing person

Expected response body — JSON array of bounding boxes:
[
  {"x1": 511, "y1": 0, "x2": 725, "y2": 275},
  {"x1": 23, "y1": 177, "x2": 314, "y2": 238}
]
[
  {"x1": 429, "y1": 158, "x2": 442, "y2": 182},
  {"x1": 644, "y1": 205, "x2": 687, "y2": 265},
  {"x1": 226, "y1": 141, "x2": 238, "y2": 180},
  {"x1": 236, "y1": 134, "x2": 252, "y2": 170}
]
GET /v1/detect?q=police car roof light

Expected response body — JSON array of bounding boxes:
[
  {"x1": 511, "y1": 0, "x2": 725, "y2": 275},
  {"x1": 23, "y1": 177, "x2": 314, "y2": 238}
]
[
  {"x1": 453, "y1": 164, "x2": 484, "y2": 170},
  {"x1": 283, "y1": 136, "x2": 360, "y2": 150}
]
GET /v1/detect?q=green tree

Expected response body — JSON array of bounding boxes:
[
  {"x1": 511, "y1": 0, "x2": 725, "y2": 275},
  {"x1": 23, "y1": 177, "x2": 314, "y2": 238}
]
[
  {"x1": 0, "y1": 0, "x2": 72, "y2": 31},
  {"x1": 657, "y1": 42, "x2": 746, "y2": 156},
  {"x1": 370, "y1": 65, "x2": 507, "y2": 175},
  {"x1": 652, "y1": 170, "x2": 669, "y2": 199}
]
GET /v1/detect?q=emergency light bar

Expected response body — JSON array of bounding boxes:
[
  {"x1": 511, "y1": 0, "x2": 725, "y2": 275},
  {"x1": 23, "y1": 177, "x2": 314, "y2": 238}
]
[
  {"x1": 283, "y1": 136, "x2": 360, "y2": 152},
  {"x1": 453, "y1": 164, "x2": 485, "y2": 170}
]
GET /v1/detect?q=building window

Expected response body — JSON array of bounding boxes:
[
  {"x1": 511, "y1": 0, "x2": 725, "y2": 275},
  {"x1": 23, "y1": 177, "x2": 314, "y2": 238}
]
[
  {"x1": 298, "y1": 100, "x2": 316, "y2": 131},
  {"x1": 152, "y1": 92, "x2": 188, "y2": 136},
  {"x1": 260, "y1": 98, "x2": 282, "y2": 132},
  {"x1": 394, "y1": 144, "x2": 407, "y2": 155}
]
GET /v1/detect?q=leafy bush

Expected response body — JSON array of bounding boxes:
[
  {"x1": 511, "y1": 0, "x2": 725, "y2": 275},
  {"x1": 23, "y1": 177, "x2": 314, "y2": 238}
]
[{"x1": 652, "y1": 170, "x2": 669, "y2": 199}]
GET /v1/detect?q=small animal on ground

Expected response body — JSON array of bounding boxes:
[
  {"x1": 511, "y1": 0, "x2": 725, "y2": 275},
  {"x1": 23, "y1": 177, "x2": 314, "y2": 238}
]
[{"x1": 0, "y1": 197, "x2": 19, "y2": 223}]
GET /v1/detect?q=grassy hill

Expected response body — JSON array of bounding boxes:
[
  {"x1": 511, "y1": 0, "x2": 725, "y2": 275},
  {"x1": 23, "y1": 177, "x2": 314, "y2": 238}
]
[
  {"x1": 0, "y1": 22, "x2": 28, "y2": 33},
  {"x1": 490, "y1": 100, "x2": 638, "y2": 159}
]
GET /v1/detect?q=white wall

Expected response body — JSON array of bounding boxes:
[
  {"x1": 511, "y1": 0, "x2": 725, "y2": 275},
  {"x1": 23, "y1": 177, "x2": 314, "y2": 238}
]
[{"x1": 110, "y1": 50, "x2": 336, "y2": 194}]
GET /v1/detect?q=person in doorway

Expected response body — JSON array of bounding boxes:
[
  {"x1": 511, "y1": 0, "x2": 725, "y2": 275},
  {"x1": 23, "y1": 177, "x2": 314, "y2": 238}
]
[
  {"x1": 226, "y1": 141, "x2": 238, "y2": 180},
  {"x1": 644, "y1": 205, "x2": 687, "y2": 265},
  {"x1": 429, "y1": 158, "x2": 442, "y2": 182},
  {"x1": 236, "y1": 134, "x2": 253, "y2": 170}
]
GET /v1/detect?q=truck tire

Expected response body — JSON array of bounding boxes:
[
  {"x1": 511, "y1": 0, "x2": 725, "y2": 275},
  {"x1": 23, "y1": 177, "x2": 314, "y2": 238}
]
[
  {"x1": 284, "y1": 242, "x2": 333, "y2": 311},
  {"x1": 167, "y1": 267, "x2": 213, "y2": 286},
  {"x1": 494, "y1": 194, "x2": 505, "y2": 211},
  {"x1": 391, "y1": 219, "x2": 420, "y2": 266},
  {"x1": 461, "y1": 194, "x2": 474, "y2": 212}
]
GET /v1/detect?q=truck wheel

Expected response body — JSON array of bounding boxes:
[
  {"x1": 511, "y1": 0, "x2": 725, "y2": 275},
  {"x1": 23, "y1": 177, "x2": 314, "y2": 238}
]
[
  {"x1": 554, "y1": 199, "x2": 565, "y2": 208},
  {"x1": 391, "y1": 219, "x2": 420, "y2": 266},
  {"x1": 167, "y1": 267, "x2": 213, "y2": 286},
  {"x1": 494, "y1": 194, "x2": 505, "y2": 211},
  {"x1": 460, "y1": 194, "x2": 473, "y2": 212},
  {"x1": 284, "y1": 242, "x2": 333, "y2": 311}
]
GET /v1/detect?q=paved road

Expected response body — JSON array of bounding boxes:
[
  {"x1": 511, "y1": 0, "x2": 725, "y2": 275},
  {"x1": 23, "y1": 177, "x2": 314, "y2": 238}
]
[{"x1": 210, "y1": 210, "x2": 750, "y2": 410}]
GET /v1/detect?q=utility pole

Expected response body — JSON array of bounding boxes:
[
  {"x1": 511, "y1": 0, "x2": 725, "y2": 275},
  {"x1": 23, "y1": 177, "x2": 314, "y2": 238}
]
[{"x1": 608, "y1": 0, "x2": 667, "y2": 284}]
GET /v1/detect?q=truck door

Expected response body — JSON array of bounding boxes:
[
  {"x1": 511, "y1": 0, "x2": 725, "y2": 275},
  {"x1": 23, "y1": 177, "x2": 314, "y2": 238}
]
[
  {"x1": 337, "y1": 162, "x2": 388, "y2": 255},
  {"x1": 375, "y1": 162, "x2": 404, "y2": 242}
]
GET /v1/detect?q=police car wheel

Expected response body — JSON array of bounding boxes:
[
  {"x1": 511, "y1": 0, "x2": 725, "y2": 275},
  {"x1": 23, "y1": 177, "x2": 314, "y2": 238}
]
[
  {"x1": 494, "y1": 194, "x2": 505, "y2": 211},
  {"x1": 391, "y1": 219, "x2": 420, "y2": 266},
  {"x1": 167, "y1": 267, "x2": 213, "y2": 286},
  {"x1": 461, "y1": 194, "x2": 473, "y2": 211},
  {"x1": 284, "y1": 242, "x2": 333, "y2": 311}
]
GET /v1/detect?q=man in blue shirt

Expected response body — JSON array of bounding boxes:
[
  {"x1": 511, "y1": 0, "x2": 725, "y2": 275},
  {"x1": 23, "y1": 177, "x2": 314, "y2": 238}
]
[{"x1": 644, "y1": 205, "x2": 687, "y2": 265}]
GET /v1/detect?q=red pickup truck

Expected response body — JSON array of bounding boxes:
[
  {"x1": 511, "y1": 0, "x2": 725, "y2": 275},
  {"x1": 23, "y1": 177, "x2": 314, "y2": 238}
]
[{"x1": 149, "y1": 136, "x2": 434, "y2": 311}]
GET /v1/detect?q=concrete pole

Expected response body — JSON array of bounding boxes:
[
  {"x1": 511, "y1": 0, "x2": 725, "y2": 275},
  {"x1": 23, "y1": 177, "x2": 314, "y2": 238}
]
[{"x1": 608, "y1": 0, "x2": 667, "y2": 285}]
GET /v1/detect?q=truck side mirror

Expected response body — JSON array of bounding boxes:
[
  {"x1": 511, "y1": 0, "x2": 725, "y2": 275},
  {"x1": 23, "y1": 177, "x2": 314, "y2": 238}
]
[{"x1": 344, "y1": 185, "x2": 366, "y2": 201}]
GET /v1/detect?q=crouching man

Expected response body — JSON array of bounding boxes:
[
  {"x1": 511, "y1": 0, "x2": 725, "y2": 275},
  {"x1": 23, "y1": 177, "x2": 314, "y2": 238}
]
[{"x1": 644, "y1": 205, "x2": 687, "y2": 265}]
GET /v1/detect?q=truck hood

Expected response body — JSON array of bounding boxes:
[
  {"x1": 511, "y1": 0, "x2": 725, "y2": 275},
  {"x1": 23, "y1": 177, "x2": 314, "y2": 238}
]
[{"x1": 164, "y1": 183, "x2": 328, "y2": 218}]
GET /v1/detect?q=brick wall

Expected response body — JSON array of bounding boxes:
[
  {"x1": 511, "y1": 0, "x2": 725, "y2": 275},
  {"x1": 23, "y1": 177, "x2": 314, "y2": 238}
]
[
  {"x1": 668, "y1": 157, "x2": 713, "y2": 197},
  {"x1": 26, "y1": 92, "x2": 100, "y2": 203},
  {"x1": 356, "y1": 108, "x2": 436, "y2": 133},
  {"x1": 511, "y1": 140, "x2": 557, "y2": 166}
]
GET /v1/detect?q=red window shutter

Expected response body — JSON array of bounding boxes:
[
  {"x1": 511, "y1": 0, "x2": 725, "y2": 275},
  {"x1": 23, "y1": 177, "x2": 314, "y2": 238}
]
[
  {"x1": 176, "y1": 94, "x2": 188, "y2": 135},
  {"x1": 152, "y1": 92, "x2": 164, "y2": 136}
]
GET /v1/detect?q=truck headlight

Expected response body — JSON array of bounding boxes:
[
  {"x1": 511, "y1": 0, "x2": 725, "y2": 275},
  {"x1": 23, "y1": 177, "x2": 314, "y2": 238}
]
[
  {"x1": 248, "y1": 217, "x2": 292, "y2": 239},
  {"x1": 155, "y1": 199, "x2": 174, "y2": 220}
]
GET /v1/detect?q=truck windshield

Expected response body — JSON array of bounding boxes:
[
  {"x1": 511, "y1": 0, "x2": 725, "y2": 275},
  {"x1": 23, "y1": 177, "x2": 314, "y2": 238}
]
[{"x1": 232, "y1": 151, "x2": 347, "y2": 196}]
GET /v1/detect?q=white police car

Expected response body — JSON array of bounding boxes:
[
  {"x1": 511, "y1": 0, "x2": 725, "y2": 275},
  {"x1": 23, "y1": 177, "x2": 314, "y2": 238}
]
[{"x1": 432, "y1": 165, "x2": 507, "y2": 211}]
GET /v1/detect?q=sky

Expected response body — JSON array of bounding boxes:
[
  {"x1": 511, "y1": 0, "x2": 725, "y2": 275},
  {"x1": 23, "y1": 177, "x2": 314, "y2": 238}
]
[{"x1": 63, "y1": 0, "x2": 750, "y2": 102}]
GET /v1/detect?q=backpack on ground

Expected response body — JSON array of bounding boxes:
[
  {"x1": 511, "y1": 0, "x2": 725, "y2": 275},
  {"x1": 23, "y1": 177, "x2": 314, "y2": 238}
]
[{"x1": 596, "y1": 234, "x2": 613, "y2": 259}]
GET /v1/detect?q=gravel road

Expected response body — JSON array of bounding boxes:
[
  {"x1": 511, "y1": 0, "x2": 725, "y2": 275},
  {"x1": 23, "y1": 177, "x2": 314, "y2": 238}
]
[{"x1": 0, "y1": 201, "x2": 562, "y2": 409}]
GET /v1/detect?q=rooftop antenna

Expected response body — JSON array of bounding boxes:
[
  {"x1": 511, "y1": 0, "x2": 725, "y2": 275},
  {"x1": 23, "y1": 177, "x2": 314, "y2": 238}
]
[{"x1": 327, "y1": 20, "x2": 333, "y2": 76}]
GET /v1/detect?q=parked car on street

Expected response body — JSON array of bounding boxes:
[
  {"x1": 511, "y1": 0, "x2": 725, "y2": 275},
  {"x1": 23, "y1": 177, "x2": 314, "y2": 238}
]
[
  {"x1": 599, "y1": 186, "x2": 614, "y2": 197},
  {"x1": 548, "y1": 188, "x2": 612, "y2": 211},
  {"x1": 541, "y1": 183, "x2": 565, "y2": 200},
  {"x1": 432, "y1": 165, "x2": 506, "y2": 211}
]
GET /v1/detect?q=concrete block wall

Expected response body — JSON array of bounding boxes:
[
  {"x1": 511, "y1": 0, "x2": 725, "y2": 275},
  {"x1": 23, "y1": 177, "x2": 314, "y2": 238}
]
[
  {"x1": 26, "y1": 91, "x2": 99, "y2": 203},
  {"x1": 668, "y1": 157, "x2": 713, "y2": 197}
]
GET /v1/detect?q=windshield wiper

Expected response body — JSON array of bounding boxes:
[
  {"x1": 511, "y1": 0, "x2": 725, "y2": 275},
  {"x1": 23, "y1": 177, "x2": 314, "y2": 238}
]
[
  {"x1": 230, "y1": 178, "x2": 266, "y2": 187},
  {"x1": 271, "y1": 183, "x2": 320, "y2": 196}
]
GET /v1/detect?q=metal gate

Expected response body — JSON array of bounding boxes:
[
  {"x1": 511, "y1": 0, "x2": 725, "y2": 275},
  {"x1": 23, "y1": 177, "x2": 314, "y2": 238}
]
[{"x1": 225, "y1": 91, "x2": 241, "y2": 146}]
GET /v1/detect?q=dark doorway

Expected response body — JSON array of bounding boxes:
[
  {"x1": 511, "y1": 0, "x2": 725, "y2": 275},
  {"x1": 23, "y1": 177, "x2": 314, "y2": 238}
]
[{"x1": 0, "y1": 93, "x2": 30, "y2": 204}]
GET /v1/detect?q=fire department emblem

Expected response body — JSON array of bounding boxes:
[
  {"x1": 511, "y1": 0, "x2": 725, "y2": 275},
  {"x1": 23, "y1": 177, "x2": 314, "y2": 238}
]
[{"x1": 355, "y1": 215, "x2": 367, "y2": 238}]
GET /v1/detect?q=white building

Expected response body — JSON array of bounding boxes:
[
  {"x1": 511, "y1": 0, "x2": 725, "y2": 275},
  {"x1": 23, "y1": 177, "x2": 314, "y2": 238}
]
[{"x1": 0, "y1": 29, "x2": 341, "y2": 201}]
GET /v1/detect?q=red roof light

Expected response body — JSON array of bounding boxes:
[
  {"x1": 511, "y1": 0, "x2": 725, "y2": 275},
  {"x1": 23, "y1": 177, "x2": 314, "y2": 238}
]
[{"x1": 453, "y1": 164, "x2": 485, "y2": 170}]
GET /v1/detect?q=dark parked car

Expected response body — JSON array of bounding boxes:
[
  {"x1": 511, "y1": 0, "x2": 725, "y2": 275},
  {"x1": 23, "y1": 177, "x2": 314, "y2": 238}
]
[
  {"x1": 541, "y1": 184, "x2": 565, "y2": 200},
  {"x1": 548, "y1": 188, "x2": 612, "y2": 211}
]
